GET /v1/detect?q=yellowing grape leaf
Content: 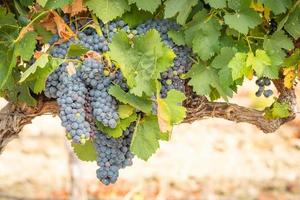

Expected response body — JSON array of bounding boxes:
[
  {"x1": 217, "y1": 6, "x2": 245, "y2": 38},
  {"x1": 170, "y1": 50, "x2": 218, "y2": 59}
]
[
  {"x1": 283, "y1": 66, "x2": 296, "y2": 89},
  {"x1": 246, "y1": 50, "x2": 273, "y2": 78},
  {"x1": 157, "y1": 90, "x2": 186, "y2": 133},
  {"x1": 118, "y1": 105, "x2": 134, "y2": 119}
]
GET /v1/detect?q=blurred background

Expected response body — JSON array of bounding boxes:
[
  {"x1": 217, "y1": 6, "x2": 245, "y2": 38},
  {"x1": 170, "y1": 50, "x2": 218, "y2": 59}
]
[{"x1": 0, "y1": 81, "x2": 300, "y2": 200}]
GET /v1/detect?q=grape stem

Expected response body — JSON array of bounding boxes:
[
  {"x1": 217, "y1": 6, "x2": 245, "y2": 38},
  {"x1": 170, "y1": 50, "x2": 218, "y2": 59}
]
[{"x1": 91, "y1": 13, "x2": 103, "y2": 36}]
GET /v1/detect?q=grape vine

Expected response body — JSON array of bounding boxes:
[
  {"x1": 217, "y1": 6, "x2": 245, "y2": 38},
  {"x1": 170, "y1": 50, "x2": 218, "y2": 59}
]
[{"x1": 0, "y1": 0, "x2": 299, "y2": 186}]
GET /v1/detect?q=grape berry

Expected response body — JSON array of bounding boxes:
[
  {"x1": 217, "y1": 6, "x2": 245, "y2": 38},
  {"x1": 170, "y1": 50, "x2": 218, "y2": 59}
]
[{"x1": 255, "y1": 77, "x2": 273, "y2": 98}]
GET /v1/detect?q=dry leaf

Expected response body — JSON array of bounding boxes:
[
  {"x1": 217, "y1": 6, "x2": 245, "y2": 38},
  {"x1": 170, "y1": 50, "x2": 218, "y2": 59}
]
[
  {"x1": 82, "y1": 50, "x2": 102, "y2": 62},
  {"x1": 63, "y1": 0, "x2": 87, "y2": 16},
  {"x1": 51, "y1": 11, "x2": 76, "y2": 40},
  {"x1": 66, "y1": 62, "x2": 77, "y2": 76},
  {"x1": 40, "y1": 13, "x2": 57, "y2": 34},
  {"x1": 283, "y1": 66, "x2": 296, "y2": 89}
]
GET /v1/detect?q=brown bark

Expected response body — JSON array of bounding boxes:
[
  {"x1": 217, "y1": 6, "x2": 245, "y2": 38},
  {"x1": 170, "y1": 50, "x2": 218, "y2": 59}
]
[
  {"x1": 183, "y1": 80, "x2": 297, "y2": 133},
  {"x1": 0, "y1": 97, "x2": 58, "y2": 154},
  {"x1": 0, "y1": 80, "x2": 297, "y2": 154}
]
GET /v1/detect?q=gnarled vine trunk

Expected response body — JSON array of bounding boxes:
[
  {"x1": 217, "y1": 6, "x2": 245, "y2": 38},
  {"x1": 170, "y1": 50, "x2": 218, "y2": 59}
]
[{"x1": 0, "y1": 79, "x2": 297, "y2": 154}]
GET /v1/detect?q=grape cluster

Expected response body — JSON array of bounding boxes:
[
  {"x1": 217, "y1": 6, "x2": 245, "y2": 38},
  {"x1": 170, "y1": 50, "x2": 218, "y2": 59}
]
[
  {"x1": 57, "y1": 74, "x2": 91, "y2": 143},
  {"x1": 255, "y1": 77, "x2": 273, "y2": 98},
  {"x1": 89, "y1": 77, "x2": 119, "y2": 128},
  {"x1": 94, "y1": 123, "x2": 135, "y2": 185},
  {"x1": 44, "y1": 18, "x2": 194, "y2": 185}
]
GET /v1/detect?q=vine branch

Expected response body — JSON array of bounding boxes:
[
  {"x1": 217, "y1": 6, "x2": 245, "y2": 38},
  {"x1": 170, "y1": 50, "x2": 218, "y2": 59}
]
[
  {"x1": 183, "y1": 79, "x2": 297, "y2": 133},
  {"x1": 0, "y1": 79, "x2": 297, "y2": 154}
]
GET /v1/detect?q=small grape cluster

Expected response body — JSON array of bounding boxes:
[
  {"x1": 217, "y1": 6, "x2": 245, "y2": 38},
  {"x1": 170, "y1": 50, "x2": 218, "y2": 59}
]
[
  {"x1": 57, "y1": 74, "x2": 91, "y2": 143},
  {"x1": 94, "y1": 123, "x2": 135, "y2": 185},
  {"x1": 255, "y1": 77, "x2": 273, "y2": 98}
]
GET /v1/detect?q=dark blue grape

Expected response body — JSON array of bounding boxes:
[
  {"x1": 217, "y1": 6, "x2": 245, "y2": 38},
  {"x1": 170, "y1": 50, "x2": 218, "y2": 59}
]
[{"x1": 263, "y1": 89, "x2": 273, "y2": 98}]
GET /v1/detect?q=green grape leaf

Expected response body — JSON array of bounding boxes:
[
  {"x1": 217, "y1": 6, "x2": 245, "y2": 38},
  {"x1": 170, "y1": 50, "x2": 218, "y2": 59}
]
[
  {"x1": 32, "y1": 57, "x2": 63, "y2": 93},
  {"x1": 184, "y1": 10, "x2": 221, "y2": 49},
  {"x1": 265, "y1": 102, "x2": 290, "y2": 119},
  {"x1": 185, "y1": 63, "x2": 231, "y2": 100},
  {"x1": 0, "y1": 46, "x2": 17, "y2": 90},
  {"x1": 228, "y1": 52, "x2": 251, "y2": 80},
  {"x1": 167, "y1": 30, "x2": 185, "y2": 46},
  {"x1": 96, "y1": 113, "x2": 137, "y2": 138},
  {"x1": 258, "y1": 0, "x2": 292, "y2": 15},
  {"x1": 130, "y1": 116, "x2": 161, "y2": 161},
  {"x1": 212, "y1": 47, "x2": 237, "y2": 69},
  {"x1": 2, "y1": 76, "x2": 37, "y2": 106},
  {"x1": 67, "y1": 44, "x2": 89, "y2": 57},
  {"x1": 264, "y1": 30, "x2": 294, "y2": 52},
  {"x1": 227, "y1": 0, "x2": 251, "y2": 11},
  {"x1": 192, "y1": 31, "x2": 220, "y2": 61},
  {"x1": 211, "y1": 47, "x2": 237, "y2": 95},
  {"x1": 164, "y1": 0, "x2": 198, "y2": 25},
  {"x1": 34, "y1": 25, "x2": 53, "y2": 43},
  {"x1": 0, "y1": 7, "x2": 18, "y2": 28},
  {"x1": 204, "y1": 0, "x2": 226, "y2": 9},
  {"x1": 118, "y1": 105, "x2": 135, "y2": 119},
  {"x1": 157, "y1": 90, "x2": 186, "y2": 133},
  {"x1": 36, "y1": 0, "x2": 48, "y2": 7},
  {"x1": 128, "y1": 0, "x2": 161, "y2": 13},
  {"x1": 44, "y1": 0, "x2": 73, "y2": 9},
  {"x1": 15, "y1": 31, "x2": 37, "y2": 61},
  {"x1": 20, "y1": 0, "x2": 33, "y2": 6},
  {"x1": 19, "y1": 54, "x2": 63, "y2": 93},
  {"x1": 85, "y1": 0, "x2": 130, "y2": 23},
  {"x1": 224, "y1": 8, "x2": 261, "y2": 34},
  {"x1": 0, "y1": 8, "x2": 19, "y2": 44},
  {"x1": 247, "y1": 50, "x2": 274, "y2": 78},
  {"x1": 122, "y1": 5, "x2": 153, "y2": 27},
  {"x1": 72, "y1": 140, "x2": 97, "y2": 162},
  {"x1": 284, "y1": 9, "x2": 300, "y2": 39},
  {"x1": 109, "y1": 85, "x2": 152, "y2": 114},
  {"x1": 19, "y1": 54, "x2": 49, "y2": 82},
  {"x1": 109, "y1": 30, "x2": 175, "y2": 97},
  {"x1": 284, "y1": 49, "x2": 300, "y2": 66},
  {"x1": 18, "y1": 85, "x2": 37, "y2": 106},
  {"x1": 263, "y1": 30, "x2": 294, "y2": 68}
]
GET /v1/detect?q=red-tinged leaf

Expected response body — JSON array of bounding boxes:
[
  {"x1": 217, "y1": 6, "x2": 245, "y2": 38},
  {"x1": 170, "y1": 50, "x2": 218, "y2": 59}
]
[{"x1": 63, "y1": 0, "x2": 87, "y2": 16}]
